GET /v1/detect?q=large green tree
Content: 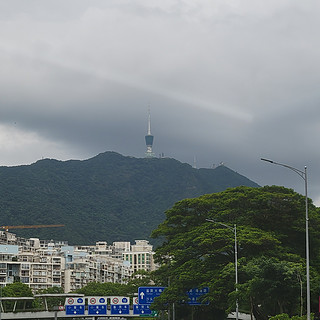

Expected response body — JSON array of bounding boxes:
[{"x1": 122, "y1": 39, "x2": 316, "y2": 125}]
[
  {"x1": 75, "y1": 271, "x2": 154, "y2": 297},
  {"x1": 35, "y1": 286, "x2": 65, "y2": 310},
  {"x1": 75, "y1": 282, "x2": 130, "y2": 296},
  {"x1": 1, "y1": 282, "x2": 34, "y2": 311},
  {"x1": 151, "y1": 186, "x2": 320, "y2": 320}
]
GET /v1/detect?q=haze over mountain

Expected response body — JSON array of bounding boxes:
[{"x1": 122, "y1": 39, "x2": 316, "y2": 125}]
[{"x1": 0, "y1": 152, "x2": 259, "y2": 245}]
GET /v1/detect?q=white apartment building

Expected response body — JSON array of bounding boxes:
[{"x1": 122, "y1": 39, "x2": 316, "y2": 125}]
[
  {"x1": 61, "y1": 245, "x2": 132, "y2": 292},
  {"x1": 0, "y1": 231, "x2": 155, "y2": 293},
  {"x1": 123, "y1": 240, "x2": 156, "y2": 272},
  {"x1": 0, "y1": 242, "x2": 63, "y2": 291}
]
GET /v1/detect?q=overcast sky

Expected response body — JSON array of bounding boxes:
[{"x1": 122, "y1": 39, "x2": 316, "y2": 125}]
[{"x1": 1, "y1": 0, "x2": 320, "y2": 204}]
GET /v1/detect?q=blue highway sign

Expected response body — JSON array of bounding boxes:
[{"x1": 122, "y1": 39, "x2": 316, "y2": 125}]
[
  {"x1": 187, "y1": 287, "x2": 209, "y2": 305},
  {"x1": 110, "y1": 304, "x2": 130, "y2": 315},
  {"x1": 65, "y1": 305, "x2": 85, "y2": 315},
  {"x1": 134, "y1": 304, "x2": 152, "y2": 315},
  {"x1": 87, "y1": 296, "x2": 108, "y2": 315},
  {"x1": 138, "y1": 286, "x2": 166, "y2": 305},
  {"x1": 88, "y1": 305, "x2": 107, "y2": 315},
  {"x1": 65, "y1": 297, "x2": 85, "y2": 315}
]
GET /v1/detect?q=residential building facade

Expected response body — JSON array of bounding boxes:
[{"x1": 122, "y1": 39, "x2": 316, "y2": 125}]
[{"x1": 0, "y1": 231, "x2": 155, "y2": 293}]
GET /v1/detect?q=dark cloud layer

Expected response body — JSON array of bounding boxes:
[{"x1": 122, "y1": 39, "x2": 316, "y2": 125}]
[{"x1": 1, "y1": 0, "x2": 320, "y2": 203}]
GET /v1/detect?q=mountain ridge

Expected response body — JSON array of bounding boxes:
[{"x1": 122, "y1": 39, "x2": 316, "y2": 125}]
[{"x1": 0, "y1": 151, "x2": 259, "y2": 245}]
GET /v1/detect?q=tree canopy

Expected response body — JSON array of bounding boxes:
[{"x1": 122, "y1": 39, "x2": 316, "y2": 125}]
[
  {"x1": 1, "y1": 282, "x2": 34, "y2": 311},
  {"x1": 2, "y1": 282, "x2": 33, "y2": 297},
  {"x1": 151, "y1": 186, "x2": 320, "y2": 320},
  {"x1": 75, "y1": 271, "x2": 153, "y2": 297}
]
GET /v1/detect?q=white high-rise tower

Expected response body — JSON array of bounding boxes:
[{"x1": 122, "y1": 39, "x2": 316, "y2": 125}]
[{"x1": 145, "y1": 109, "x2": 155, "y2": 158}]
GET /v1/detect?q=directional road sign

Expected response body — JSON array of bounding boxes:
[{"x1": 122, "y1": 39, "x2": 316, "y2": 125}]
[
  {"x1": 88, "y1": 296, "x2": 108, "y2": 315},
  {"x1": 88, "y1": 305, "x2": 107, "y2": 315},
  {"x1": 138, "y1": 287, "x2": 166, "y2": 305},
  {"x1": 110, "y1": 296, "x2": 130, "y2": 315},
  {"x1": 65, "y1": 297, "x2": 85, "y2": 315},
  {"x1": 110, "y1": 304, "x2": 130, "y2": 315},
  {"x1": 133, "y1": 296, "x2": 152, "y2": 315},
  {"x1": 187, "y1": 287, "x2": 209, "y2": 305},
  {"x1": 133, "y1": 304, "x2": 152, "y2": 315}
]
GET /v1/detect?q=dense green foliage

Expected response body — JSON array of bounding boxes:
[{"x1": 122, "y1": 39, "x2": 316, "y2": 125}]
[
  {"x1": 1, "y1": 277, "x2": 154, "y2": 312},
  {"x1": 269, "y1": 313, "x2": 315, "y2": 320},
  {"x1": 2, "y1": 281, "x2": 33, "y2": 297},
  {"x1": 151, "y1": 186, "x2": 320, "y2": 320},
  {"x1": 0, "y1": 151, "x2": 258, "y2": 245},
  {"x1": 35, "y1": 286, "x2": 65, "y2": 310},
  {"x1": 1, "y1": 282, "x2": 34, "y2": 311},
  {"x1": 75, "y1": 271, "x2": 154, "y2": 297},
  {"x1": 75, "y1": 282, "x2": 131, "y2": 296}
]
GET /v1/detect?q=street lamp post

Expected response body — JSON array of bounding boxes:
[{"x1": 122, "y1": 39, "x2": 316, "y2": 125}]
[
  {"x1": 261, "y1": 158, "x2": 310, "y2": 320},
  {"x1": 206, "y1": 219, "x2": 238, "y2": 320}
]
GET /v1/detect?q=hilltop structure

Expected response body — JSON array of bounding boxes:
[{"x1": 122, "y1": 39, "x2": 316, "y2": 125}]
[{"x1": 145, "y1": 109, "x2": 155, "y2": 158}]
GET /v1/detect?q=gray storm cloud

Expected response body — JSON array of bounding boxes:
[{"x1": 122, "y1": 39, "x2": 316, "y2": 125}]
[{"x1": 0, "y1": 0, "x2": 320, "y2": 203}]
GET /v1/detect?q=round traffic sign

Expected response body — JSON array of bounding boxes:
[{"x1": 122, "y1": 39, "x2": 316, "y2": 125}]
[
  {"x1": 90, "y1": 297, "x2": 96, "y2": 305},
  {"x1": 99, "y1": 298, "x2": 106, "y2": 303},
  {"x1": 67, "y1": 298, "x2": 74, "y2": 305},
  {"x1": 112, "y1": 297, "x2": 119, "y2": 304}
]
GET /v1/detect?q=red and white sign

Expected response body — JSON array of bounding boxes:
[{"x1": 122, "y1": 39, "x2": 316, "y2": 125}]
[
  {"x1": 110, "y1": 296, "x2": 130, "y2": 305},
  {"x1": 87, "y1": 296, "x2": 107, "y2": 305},
  {"x1": 65, "y1": 297, "x2": 84, "y2": 305},
  {"x1": 112, "y1": 297, "x2": 119, "y2": 305},
  {"x1": 58, "y1": 305, "x2": 64, "y2": 311},
  {"x1": 133, "y1": 297, "x2": 139, "y2": 305}
]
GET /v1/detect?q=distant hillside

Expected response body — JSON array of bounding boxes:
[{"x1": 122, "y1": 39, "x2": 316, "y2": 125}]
[{"x1": 0, "y1": 152, "x2": 259, "y2": 245}]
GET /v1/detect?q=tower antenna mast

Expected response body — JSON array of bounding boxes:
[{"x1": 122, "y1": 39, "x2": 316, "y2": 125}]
[
  {"x1": 145, "y1": 107, "x2": 155, "y2": 158},
  {"x1": 147, "y1": 107, "x2": 152, "y2": 135}
]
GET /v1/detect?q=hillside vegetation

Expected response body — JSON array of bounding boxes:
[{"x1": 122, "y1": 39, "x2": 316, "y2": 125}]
[{"x1": 0, "y1": 152, "x2": 259, "y2": 245}]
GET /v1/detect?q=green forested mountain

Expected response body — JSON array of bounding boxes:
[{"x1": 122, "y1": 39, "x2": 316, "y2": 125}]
[{"x1": 0, "y1": 151, "x2": 259, "y2": 245}]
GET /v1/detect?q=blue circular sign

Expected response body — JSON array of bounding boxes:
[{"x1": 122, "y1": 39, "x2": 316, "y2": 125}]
[
  {"x1": 99, "y1": 298, "x2": 105, "y2": 303},
  {"x1": 77, "y1": 298, "x2": 84, "y2": 304},
  {"x1": 122, "y1": 297, "x2": 128, "y2": 303}
]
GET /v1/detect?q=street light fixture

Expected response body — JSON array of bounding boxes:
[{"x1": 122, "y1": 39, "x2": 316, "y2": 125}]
[
  {"x1": 206, "y1": 219, "x2": 238, "y2": 320},
  {"x1": 261, "y1": 158, "x2": 310, "y2": 320}
]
